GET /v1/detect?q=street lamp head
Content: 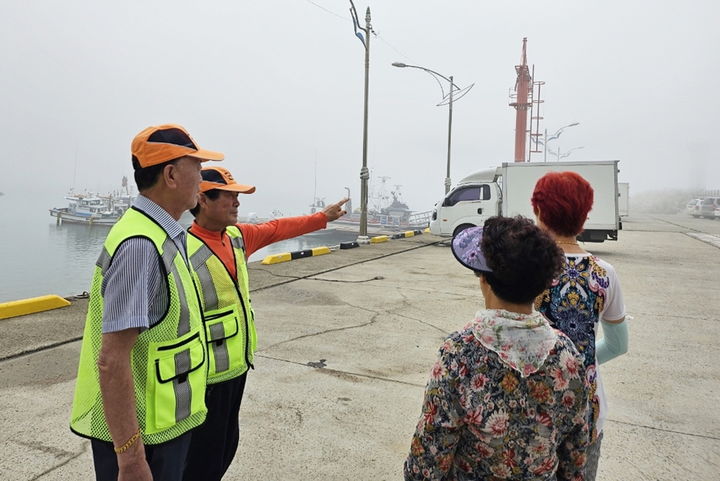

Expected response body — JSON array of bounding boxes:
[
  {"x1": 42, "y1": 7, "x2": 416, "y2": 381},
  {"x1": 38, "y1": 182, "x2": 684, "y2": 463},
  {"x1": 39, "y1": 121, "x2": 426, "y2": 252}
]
[
  {"x1": 392, "y1": 62, "x2": 407, "y2": 68},
  {"x1": 568, "y1": 122, "x2": 580, "y2": 127}
]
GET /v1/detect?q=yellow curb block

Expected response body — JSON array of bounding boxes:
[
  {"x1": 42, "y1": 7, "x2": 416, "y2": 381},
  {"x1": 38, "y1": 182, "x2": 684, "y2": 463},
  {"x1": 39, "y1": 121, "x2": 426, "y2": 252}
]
[
  {"x1": 0, "y1": 294, "x2": 71, "y2": 320},
  {"x1": 262, "y1": 252, "x2": 292, "y2": 265},
  {"x1": 370, "y1": 235, "x2": 390, "y2": 244},
  {"x1": 262, "y1": 245, "x2": 333, "y2": 265},
  {"x1": 311, "y1": 246, "x2": 331, "y2": 256},
  {"x1": 423, "y1": 227, "x2": 430, "y2": 233},
  {"x1": 403, "y1": 231, "x2": 415, "y2": 237}
]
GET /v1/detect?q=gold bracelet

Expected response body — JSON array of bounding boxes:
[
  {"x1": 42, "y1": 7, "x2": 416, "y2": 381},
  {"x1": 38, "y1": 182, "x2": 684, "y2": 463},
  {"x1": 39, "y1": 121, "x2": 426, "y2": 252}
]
[{"x1": 114, "y1": 430, "x2": 141, "y2": 454}]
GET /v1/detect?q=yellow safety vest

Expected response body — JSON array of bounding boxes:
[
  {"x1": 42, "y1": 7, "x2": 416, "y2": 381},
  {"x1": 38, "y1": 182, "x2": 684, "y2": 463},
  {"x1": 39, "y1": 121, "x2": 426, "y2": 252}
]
[
  {"x1": 70, "y1": 207, "x2": 208, "y2": 444},
  {"x1": 187, "y1": 225, "x2": 257, "y2": 384}
]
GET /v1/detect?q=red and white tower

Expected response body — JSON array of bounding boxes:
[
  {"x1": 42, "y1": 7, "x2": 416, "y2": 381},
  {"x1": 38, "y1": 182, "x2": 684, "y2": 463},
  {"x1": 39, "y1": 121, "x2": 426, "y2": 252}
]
[{"x1": 509, "y1": 38, "x2": 533, "y2": 162}]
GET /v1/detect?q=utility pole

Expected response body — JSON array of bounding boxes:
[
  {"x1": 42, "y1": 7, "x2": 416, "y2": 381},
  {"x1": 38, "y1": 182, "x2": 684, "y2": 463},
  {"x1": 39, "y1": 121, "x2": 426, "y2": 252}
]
[
  {"x1": 360, "y1": 6, "x2": 371, "y2": 238},
  {"x1": 350, "y1": 1, "x2": 371, "y2": 240},
  {"x1": 445, "y1": 75, "x2": 453, "y2": 193}
]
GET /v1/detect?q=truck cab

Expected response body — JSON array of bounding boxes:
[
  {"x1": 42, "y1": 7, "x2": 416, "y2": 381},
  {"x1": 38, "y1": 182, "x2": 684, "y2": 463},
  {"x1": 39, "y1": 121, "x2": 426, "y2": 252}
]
[{"x1": 430, "y1": 169, "x2": 502, "y2": 236}]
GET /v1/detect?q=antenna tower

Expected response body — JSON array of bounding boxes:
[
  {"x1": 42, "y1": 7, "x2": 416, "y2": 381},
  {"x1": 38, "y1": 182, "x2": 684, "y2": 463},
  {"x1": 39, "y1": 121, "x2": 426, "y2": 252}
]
[
  {"x1": 509, "y1": 38, "x2": 533, "y2": 162},
  {"x1": 528, "y1": 66, "x2": 545, "y2": 161}
]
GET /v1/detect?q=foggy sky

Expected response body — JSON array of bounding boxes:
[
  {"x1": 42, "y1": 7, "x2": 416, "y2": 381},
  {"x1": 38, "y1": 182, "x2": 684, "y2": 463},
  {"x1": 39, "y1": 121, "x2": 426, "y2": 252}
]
[{"x1": 1, "y1": 0, "x2": 718, "y2": 217}]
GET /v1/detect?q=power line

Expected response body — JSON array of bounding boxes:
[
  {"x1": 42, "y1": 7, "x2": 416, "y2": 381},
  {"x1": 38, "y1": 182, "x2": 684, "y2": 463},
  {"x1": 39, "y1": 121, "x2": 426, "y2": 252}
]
[
  {"x1": 302, "y1": 0, "x2": 350, "y2": 22},
  {"x1": 375, "y1": 32, "x2": 412, "y2": 61},
  {"x1": 302, "y1": 0, "x2": 413, "y2": 61}
]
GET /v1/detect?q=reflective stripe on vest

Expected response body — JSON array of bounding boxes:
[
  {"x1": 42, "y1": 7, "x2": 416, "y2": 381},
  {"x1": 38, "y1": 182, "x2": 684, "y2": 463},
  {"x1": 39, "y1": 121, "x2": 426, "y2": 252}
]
[
  {"x1": 190, "y1": 242, "x2": 230, "y2": 373},
  {"x1": 188, "y1": 226, "x2": 256, "y2": 384}
]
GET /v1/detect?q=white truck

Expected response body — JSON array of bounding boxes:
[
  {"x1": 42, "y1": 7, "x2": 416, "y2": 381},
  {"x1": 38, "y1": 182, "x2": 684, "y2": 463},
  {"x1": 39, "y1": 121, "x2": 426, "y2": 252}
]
[
  {"x1": 429, "y1": 160, "x2": 621, "y2": 242},
  {"x1": 618, "y1": 182, "x2": 630, "y2": 217}
]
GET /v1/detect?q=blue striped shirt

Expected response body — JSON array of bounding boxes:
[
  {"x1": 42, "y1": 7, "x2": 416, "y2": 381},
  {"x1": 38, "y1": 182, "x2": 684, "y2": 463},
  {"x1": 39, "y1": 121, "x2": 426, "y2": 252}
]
[{"x1": 101, "y1": 195, "x2": 189, "y2": 334}]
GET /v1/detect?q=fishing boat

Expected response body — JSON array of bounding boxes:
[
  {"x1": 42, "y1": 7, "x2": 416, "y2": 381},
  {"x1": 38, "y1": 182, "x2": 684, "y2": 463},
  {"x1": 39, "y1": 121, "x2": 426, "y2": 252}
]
[
  {"x1": 50, "y1": 192, "x2": 135, "y2": 226},
  {"x1": 333, "y1": 178, "x2": 431, "y2": 231}
]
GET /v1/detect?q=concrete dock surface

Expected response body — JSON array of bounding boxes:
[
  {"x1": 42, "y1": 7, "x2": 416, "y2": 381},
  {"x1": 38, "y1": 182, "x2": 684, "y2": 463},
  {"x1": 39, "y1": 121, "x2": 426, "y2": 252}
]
[{"x1": 1, "y1": 213, "x2": 718, "y2": 480}]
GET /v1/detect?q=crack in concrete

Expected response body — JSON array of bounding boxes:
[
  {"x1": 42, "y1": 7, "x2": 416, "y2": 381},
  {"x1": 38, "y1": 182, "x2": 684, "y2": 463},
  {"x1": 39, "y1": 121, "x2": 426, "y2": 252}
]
[
  {"x1": 0, "y1": 337, "x2": 81, "y2": 363},
  {"x1": 623, "y1": 457, "x2": 652, "y2": 481},
  {"x1": 649, "y1": 216, "x2": 708, "y2": 234},
  {"x1": 387, "y1": 286, "x2": 459, "y2": 334},
  {"x1": 248, "y1": 241, "x2": 442, "y2": 293},
  {"x1": 606, "y1": 418, "x2": 720, "y2": 441},
  {"x1": 388, "y1": 306, "x2": 449, "y2": 335},
  {"x1": 33, "y1": 440, "x2": 88, "y2": 480},
  {"x1": 256, "y1": 353, "x2": 425, "y2": 388},
  {"x1": 255, "y1": 302, "x2": 380, "y2": 353},
  {"x1": 13, "y1": 439, "x2": 76, "y2": 459},
  {"x1": 250, "y1": 270, "x2": 385, "y2": 284}
]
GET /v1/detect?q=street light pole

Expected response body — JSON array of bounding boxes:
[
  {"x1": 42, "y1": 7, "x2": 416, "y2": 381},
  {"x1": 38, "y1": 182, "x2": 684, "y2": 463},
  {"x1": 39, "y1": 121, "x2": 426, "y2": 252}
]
[
  {"x1": 344, "y1": 186, "x2": 352, "y2": 213},
  {"x1": 349, "y1": 1, "x2": 372, "y2": 240},
  {"x1": 359, "y1": 7, "x2": 371, "y2": 238},
  {"x1": 547, "y1": 145, "x2": 583, "y2": 160},
  {"x1": 543, "y1": 122, "x2": 580, "y2": 162},
  {"x1": 445, "y1": 75, "x2": 453, "y2": 194},
  {"x1": 392, "y1": 62, "x2": 473, "y2": 195}
]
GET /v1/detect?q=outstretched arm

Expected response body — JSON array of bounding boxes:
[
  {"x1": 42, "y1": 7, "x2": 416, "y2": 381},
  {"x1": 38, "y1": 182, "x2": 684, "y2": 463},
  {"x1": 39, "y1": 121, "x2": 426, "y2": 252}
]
[
  {"x1": 322, "y1": 197, "x2": 349, "y2": 221},
  {"x1": 239, "y1": 198, "x2": 349, "y2": 256}
]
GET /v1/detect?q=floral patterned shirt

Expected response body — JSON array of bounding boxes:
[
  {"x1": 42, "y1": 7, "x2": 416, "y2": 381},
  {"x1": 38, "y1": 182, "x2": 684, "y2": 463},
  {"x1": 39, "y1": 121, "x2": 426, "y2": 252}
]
[
  {"x1": 536, "y1": 254, "x2": 625, "y2": 438},
  {"x1": 404, "y1": 310, "x2": 590, "y2": 481}
]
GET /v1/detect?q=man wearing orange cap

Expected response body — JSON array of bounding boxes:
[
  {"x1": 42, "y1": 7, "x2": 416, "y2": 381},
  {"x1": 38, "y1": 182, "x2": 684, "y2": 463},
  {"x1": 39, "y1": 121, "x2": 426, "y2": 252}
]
[
  {"x1": 182, "y1": 165, "x2": 347, "y2": 480},
  {"x1": 70, "y1": 125, "x2": 224, "y2": 481}
]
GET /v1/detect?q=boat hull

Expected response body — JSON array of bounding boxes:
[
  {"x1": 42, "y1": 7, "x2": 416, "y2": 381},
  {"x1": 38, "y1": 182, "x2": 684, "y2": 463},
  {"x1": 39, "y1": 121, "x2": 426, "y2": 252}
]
[{"x1": 49, "y1": 208, "x2": 118, "y2": 226}]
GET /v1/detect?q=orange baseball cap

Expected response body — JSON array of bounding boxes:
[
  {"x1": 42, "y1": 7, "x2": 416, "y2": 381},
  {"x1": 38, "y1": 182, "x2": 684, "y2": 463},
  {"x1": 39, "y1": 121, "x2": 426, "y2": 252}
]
[
  {"x1": 131, "y1": 124, "x2": 224, "y2": 168},
  {"x1": 199, "y1": 166, "x2": 256, "y2": 194}
]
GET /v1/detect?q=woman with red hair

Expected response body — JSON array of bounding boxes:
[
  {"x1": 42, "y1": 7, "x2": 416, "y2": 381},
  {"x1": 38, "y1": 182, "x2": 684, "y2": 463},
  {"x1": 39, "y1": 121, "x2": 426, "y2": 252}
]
[{"x1": 531, "y1": 171, "x2": 629, "y2": 480}]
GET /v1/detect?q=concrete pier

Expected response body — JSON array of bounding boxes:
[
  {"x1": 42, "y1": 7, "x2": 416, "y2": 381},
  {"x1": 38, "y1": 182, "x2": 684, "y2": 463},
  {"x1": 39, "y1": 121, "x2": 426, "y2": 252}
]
[{"x1": 0, "y1": 214, "x2": 718, "y2": 480}]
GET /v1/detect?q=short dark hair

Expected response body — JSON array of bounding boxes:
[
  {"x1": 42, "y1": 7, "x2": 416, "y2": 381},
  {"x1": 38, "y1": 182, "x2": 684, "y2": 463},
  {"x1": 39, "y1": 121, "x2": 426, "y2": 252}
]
[
  {"x1": 477, "y1": 216, "x2": 564, "y2": 304},
  {"x1": 132, "y1": 155, "x2": 181, "y2": 191},
  {"x1": 189, "y1": 189, "x2": 221, "y2": 217}
]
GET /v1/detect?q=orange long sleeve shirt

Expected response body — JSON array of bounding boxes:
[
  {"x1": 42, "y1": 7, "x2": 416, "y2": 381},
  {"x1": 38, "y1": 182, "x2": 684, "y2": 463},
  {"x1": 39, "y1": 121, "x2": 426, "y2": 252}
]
[{"x1": 188, "y1": 213, "x2": 328, "y2": 280}]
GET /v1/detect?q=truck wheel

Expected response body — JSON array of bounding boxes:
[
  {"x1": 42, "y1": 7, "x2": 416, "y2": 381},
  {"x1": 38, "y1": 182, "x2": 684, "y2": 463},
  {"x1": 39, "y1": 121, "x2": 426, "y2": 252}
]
[{"x1": 453, "y1": 224, "x2": 475, "y2": 237}]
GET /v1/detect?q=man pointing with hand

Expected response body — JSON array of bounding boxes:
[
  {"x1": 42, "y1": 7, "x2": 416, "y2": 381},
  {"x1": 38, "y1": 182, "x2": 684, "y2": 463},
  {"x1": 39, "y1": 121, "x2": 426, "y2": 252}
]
[{"x1": 183, "y1": 165, "x2": 347, "y2": 480}]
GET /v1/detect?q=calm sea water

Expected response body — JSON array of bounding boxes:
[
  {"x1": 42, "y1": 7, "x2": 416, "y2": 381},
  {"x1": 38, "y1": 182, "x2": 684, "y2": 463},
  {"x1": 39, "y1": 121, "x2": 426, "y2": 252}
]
[{"x1": 0, "y1": 194, "x2": 360, "y2": 303}]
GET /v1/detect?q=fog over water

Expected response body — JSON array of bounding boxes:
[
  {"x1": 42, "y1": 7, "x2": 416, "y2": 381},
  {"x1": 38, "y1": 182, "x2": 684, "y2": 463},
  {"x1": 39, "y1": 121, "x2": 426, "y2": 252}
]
[
  {"x1": 0, "y1": 1, "x2": 718, "y2": 299},
  {"x1": 0, "y1": 195, "x2": 359, "y2": 302},
  {"x1": 1, "y1": 0, "x2": 718, "y2": 214}
]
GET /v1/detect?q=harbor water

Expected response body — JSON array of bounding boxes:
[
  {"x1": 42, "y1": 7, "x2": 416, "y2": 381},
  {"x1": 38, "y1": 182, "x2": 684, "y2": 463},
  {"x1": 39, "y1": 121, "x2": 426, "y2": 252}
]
[{"x1": 0, "y1": 194, "x2": 360, "y2": 303}]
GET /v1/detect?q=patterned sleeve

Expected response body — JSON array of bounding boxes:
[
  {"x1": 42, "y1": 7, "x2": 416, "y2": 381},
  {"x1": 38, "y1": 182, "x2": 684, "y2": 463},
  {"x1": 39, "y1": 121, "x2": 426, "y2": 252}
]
[
  {"x1": 404, "y1": 340, "x2": 466, "y2": 480},
  {"x1": 599, "y1": 260, "x2": 626, "y2": 321}
]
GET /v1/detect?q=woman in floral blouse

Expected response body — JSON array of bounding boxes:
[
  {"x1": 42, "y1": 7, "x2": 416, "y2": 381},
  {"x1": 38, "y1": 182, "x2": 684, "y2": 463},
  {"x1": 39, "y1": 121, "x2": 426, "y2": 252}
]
[
  {"x1": 532, "y1": 172, "x2": 628, "y2": 480},
  {"x1": 404, "y1": 216, "x2": 591, "y2": 481}
]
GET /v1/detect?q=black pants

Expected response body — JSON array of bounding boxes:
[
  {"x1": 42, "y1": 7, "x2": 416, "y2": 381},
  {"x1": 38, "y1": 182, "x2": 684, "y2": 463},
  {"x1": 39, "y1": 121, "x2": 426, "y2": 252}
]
[
  {"x1": 91, "y1": 431, "x2": 191, "y2": 481},
  {"x1": 183, "y1": 373, "x2": 248, "y2": 481}
]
